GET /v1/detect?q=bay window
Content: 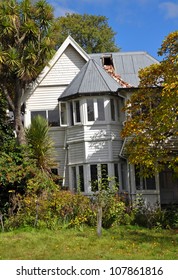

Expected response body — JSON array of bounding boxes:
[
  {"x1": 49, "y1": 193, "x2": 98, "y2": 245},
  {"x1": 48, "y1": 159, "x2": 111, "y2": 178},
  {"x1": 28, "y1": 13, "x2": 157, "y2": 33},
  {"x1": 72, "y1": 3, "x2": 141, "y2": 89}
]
[{"x1": 87, "y1": 98, "x2": 105, "y2": 122}]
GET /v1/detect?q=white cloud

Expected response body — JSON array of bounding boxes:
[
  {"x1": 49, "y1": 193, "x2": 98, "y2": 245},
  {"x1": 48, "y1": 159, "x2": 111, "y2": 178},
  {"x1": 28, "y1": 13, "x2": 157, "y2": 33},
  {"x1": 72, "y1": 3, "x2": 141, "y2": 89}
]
[
  {"x1": 48, "y1": 1, "x2": 76, "y2": 17},
  {"x1": 159, "y1": 2, "x2": 178, "y2": 18}
]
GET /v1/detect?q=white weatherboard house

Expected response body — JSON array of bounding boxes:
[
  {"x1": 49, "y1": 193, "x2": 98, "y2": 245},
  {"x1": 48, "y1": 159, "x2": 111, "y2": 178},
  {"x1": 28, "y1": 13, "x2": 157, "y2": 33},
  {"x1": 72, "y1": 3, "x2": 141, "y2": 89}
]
[{"x1": 24, "y1": 36, "x2": 178, "y2": 206}]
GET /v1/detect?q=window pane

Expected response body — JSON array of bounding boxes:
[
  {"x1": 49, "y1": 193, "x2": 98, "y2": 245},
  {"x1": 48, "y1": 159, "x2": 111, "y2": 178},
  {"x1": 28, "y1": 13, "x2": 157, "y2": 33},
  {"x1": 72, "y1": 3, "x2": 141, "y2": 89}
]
[
  {"x1": 87, "y1": 99, "x2": 94, "y2": 121},
  {"x1": 60, "y1": 103, "x2": 67, "y2": 125},
  {"x1": 146, "y1": 177, "x2": 156, "y2": 190},
  {"x1": 110, "y1": 99, "x2": 115, "y2": 121},
  {"x1": 70, "y1": 102, "x2": 74, "y2": 126},
  {"x1": 97, "y1": 99, "x2": 105, "y2": 121},
  {"x1": 101, "y1": 164, "x2": 108, "y2": 187},
  {"x1": 90, "y1": 164, "x2": 98, "y2": 191},
  {"x1": 31, "y1": 111, "x2": 46, "y2": 121},
  {"x1": 48, "y1": 109, "x2": 60, "y2": 126},
  {"x1": 121, "y1": 161, "x2": 127, "y2": 190},
  {"x1": 72, "y1": 167, "x2": 77, "y2": 192},
  {"x1": 75, "y1": 100, "x2": 81, "y2": 123},
  {"x1": 79, "y1": 166, "x2": 84, "y2": 192},
  {"x1": 114, "y1": 164, "x2": 119, "y2": 189}
]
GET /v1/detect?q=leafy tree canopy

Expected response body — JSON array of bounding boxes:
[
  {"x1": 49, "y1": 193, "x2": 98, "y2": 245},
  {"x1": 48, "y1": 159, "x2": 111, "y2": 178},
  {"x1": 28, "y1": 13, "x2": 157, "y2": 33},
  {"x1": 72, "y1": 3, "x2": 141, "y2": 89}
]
[
  {"x1": 121, "y1": 31, "x2": 178, "y2": 175},
  {"x1": 0, "y1": 0, "x2": 57, "y2": 144},
  {"x1": 55, "y1": 13, "x2": 120, "y2": 53}
]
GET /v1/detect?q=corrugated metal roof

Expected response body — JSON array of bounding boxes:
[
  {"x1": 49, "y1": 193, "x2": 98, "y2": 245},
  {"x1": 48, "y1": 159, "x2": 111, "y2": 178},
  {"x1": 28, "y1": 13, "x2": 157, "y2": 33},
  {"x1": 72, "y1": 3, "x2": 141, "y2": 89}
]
[
  {"x1": 90, "y1": 52, "x2": 158, "y2": 87},
  {"x1": 59, "y1": 59, "x2": 123, "y2": 101}
]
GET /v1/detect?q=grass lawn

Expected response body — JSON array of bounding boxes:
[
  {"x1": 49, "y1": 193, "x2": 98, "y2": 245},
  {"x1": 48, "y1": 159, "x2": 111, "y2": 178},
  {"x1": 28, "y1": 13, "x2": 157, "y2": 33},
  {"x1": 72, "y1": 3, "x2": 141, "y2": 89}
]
[{"x1": 0, "y1": 225, "x2": 177, "y2": 260}]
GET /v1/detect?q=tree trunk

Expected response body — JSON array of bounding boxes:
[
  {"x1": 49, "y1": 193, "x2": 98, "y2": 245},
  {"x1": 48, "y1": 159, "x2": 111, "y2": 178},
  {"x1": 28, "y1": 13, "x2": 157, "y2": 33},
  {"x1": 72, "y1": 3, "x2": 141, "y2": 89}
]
[
  {"x1": 14, "y1": 105, "x2": 26, "y2": 145},
  {"x1": 14, "y1": 80, "x2": 26, "y2": 145},
  {"x1": 97, "y1": 206, "x2": 102, "y2": 237}
]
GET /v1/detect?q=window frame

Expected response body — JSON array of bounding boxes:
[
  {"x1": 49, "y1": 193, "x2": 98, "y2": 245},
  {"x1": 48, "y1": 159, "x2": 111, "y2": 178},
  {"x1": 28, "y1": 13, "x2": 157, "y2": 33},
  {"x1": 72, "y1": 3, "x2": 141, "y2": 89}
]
[
  {"x1": 135, "y1": 166, "x2": 156, "y2": 191},
  {"x1": 86, "y1": 97, "x2": 105, "y2": 123},
  {"x1": 110, "y1": 97, "x2": 125, "y2": 123},
  {"x1": 70, "y1": 165, "x2": 85, "y2": 192},
  {"x1": 31, "y1": 108, "x2": 60, "y2": 127},
  {"x1": 74, "y1": 100, "x2": 81, "y2": 124},
  {"x1": 59, "y1": 102, "x2": 68, "y2": 126}
]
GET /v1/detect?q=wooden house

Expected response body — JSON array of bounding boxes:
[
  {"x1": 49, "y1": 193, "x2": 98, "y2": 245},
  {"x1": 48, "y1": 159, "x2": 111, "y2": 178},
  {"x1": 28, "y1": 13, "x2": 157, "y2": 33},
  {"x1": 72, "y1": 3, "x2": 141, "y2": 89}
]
[{"x1": 24, "y1": 36, "x2": 178, "y2": 206}]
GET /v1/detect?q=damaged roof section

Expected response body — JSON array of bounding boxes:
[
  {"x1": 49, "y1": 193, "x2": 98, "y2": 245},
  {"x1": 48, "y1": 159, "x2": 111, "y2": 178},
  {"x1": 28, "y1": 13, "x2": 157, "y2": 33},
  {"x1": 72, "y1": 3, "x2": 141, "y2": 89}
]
[{"x1": 90, "y1": 52, "x2": 158, "y2": 87}]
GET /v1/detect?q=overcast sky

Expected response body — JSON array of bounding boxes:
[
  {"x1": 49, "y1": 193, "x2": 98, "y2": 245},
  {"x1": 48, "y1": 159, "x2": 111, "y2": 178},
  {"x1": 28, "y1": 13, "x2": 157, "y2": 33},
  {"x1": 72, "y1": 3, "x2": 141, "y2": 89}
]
[{"x1": 48, "y1": 0, "x2": 178, "y2": 60}]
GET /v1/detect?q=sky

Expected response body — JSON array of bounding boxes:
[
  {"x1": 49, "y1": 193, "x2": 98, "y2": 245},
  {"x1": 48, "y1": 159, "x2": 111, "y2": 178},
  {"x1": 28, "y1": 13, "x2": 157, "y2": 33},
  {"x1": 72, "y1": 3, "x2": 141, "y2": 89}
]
[{"x1": 48, "y1": 0, "x2": 178, "y2": 61}]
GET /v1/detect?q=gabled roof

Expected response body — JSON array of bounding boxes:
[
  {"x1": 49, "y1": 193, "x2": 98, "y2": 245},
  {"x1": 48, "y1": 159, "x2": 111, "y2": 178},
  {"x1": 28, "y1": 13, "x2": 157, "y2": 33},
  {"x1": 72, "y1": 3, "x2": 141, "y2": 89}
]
[
  {"x1": 23, "y1": 36, "x2": 90, "y2": 102},
  {"x1": 90, "y1": 52, "x2": 159, "y2": 87},
  {"x1": 58, "y1": 59, "x2": 124, "y2": 101}
]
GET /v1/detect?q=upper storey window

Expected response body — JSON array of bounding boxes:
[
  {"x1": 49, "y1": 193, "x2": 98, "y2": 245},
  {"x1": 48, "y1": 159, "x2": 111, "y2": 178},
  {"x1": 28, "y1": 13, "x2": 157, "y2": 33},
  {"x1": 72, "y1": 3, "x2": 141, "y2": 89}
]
[
  {"x1": 60, "y1": 102, "x2": 67, "y2": 125},
  {"x1": 110, "y1": 98, "x2": 125, "y2": 123},
  {"x1": 69, "y1": 100, "x2": 81, "y2": 126},
  {"x1": 87, "y1": 98, "x2": 105, "y2": 122}
]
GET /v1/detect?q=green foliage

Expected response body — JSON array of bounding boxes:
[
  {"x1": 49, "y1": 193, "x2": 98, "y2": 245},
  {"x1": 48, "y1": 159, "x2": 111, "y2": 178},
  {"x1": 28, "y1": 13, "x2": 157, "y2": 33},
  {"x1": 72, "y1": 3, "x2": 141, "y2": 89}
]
[
  {"x1": 0, "y1": 92, "x2": 14, "y2": 149},
  {"x1": 121, "y1": 31, "x2": 178, "y2": 175},
  {"x1": 4, "y1": 186, "x2": 131, "y2": 231},
  {"x1": 4, "y1": 190, "x2": 91, "y2": 230},
  {"x1": 0, "y1": 0, "x2": 57, "y2": 144},
  {"x1": 55, "y1": 13, "x2": 120, "y2": 53},
  {"x1": 132, "y1": 195, "x2": 178, "y2": 229},
  {"x1": 25, "y1": 115, "x2": 56, "y2": 174}
]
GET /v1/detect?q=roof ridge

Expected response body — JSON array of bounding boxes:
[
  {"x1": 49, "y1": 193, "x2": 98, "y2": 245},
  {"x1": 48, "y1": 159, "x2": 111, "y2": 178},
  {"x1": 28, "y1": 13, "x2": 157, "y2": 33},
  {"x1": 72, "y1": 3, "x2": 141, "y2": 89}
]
[{"x1": 92, "y1": 59, "x2": 112, "y2": 91}]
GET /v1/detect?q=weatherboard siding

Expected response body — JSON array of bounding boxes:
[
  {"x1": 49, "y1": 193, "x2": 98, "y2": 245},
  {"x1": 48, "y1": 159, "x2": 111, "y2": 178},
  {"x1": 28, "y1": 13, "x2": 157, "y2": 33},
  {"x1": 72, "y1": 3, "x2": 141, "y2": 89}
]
[
  {"x1": 68, "y1": 142, "x2": 85, "y2": 164},
  {"x1": 86, "y1": 141, "x2": 109, "y2": 162},
  {"x1": 26, "y1": 86, "x2": 66, "y2": 110},
  {"x1": 40, "y1": 45, "x2": 86, "y2": 86}
]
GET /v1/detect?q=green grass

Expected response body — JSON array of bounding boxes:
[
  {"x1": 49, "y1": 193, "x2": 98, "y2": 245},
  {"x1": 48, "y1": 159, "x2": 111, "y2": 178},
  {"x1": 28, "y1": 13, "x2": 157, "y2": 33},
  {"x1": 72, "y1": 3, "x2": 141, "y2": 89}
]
[{"x1": 0, "y1": 225, "x2": 177, "y2": 260}]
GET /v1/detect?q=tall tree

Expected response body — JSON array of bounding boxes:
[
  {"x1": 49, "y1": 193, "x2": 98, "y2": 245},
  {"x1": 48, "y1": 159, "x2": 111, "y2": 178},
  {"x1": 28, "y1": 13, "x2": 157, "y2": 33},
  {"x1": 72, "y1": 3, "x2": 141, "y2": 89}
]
[
  {"x1": 121, "y1": 31, "x2": 178, "y2": 175},
  {"x1": 0, "y1": 0, "x2": 57, "y2": 144},
  {"x1": 55, "y1": 13, "x2": 120, "y2": 53}
]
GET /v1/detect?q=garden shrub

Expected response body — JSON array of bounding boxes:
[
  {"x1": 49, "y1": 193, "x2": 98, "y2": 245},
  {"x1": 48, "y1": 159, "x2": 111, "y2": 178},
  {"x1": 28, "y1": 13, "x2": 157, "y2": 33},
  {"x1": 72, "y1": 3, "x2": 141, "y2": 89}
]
[
  {"x1": 132, "y1": 195, "x2": 178, "y2": 229},
  {"x1": 4, "y1": 189, "x2": 93, "y2": 230},
  {"x1": 4, "y1": 188, "x2": 133, "y2": 231}
]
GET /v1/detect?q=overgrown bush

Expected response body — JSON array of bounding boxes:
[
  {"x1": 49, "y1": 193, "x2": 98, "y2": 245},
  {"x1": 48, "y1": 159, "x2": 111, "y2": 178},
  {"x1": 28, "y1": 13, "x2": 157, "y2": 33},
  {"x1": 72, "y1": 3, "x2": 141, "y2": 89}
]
[
  {"x1": 3, "y1": 188, "x2": 132, "y2": 231},
  {"x1": 132, "y1": 195, "x2": 178, "y2": 229}
]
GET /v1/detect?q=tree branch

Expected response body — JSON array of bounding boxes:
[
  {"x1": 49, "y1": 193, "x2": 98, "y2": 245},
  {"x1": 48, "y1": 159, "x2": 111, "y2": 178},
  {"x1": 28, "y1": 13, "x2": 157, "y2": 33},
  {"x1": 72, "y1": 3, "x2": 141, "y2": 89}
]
[{"x1": 0, "y1": 85, "x2": 15, "y2": 112}]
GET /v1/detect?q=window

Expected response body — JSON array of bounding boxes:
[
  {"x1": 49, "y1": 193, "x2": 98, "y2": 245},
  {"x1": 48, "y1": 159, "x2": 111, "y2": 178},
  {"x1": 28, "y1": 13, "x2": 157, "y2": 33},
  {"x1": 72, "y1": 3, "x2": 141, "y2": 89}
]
[
  {"x1": 114, "y1": 163, "x2": 119, "y2": 187},
  {"x1": 74, "y1": 100, "x2": 81, "y2": 123},
  {"x1": 69, "y1": 102, "x2": 74, "y2": 126},
  {"x1": 31, "y1": 108, "x2": 60, "y2": 127},
  {"x1": 79, "y1": 165, "x2": 84, "y2": 192},
  {"x1": 110, "y1": 98, "x2": 125, "y2": 122},
  {"x1": 48, "y1": 109, "x2": 60, "y2": 126},
  {"x1": 101, "y1": 163, "x2": 108, "y2": 187},
  {"x1": 110, "y1": 99, "x2": 115, "y2": 121},
  {"x1": 60, "y1": 102, "x2": 67, "y2": 125},
  {"x1": 160, "y1": 167, "x2": 178, "y2": 189},
  {"x1": 97, "y1": 99, "x2": 105, "y2": 121},
  {"x1": 121, "y1": 161, "x2": 127, "y2": 190},
  {"x1": 90, "y1": 164, "x2": 98, "y2": 191},
  {"x1": 31, "y1": 110, "x2": 46, "y2": 120},
  {"x1": 135, "y1": 166, "x2": 156, "y2": 190},
  {"x1": 87, "y1": 99, "x2": 94, "y2": 121},
  {"x1": 72, "y1": 166, "x2": 77, "y2": 192},
  {"x1": 87, "y1": 98, "x2": 105, "y2": 122}
]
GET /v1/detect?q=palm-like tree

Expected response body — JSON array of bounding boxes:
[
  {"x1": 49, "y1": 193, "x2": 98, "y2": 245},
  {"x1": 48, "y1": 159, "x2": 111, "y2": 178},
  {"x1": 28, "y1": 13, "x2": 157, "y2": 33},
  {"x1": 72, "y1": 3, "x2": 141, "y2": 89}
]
[
  {"x1": 25, "y1": 115, "x2": 56, "y2": 174},
  {"x1": 0, "y1": 0, "x2": 57, "y2": 144}
]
